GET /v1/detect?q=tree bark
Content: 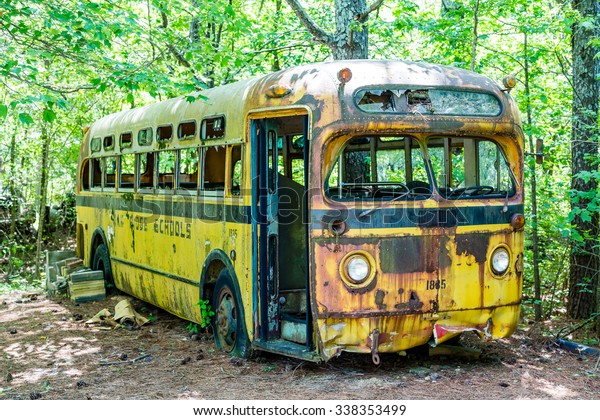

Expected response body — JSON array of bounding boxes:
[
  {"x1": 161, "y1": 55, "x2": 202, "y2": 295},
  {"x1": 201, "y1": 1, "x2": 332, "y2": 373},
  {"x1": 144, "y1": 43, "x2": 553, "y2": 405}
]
[
  {"x1": 523, "y1": 33, "x2": 542, "y2": 322},
  {"x1": 284, "y1": 0, "x2": 384, "y2": 60},
  {"x1": 470, "y1": 0, "x2": 479, "y2": 72},
  {"x1": 568, "y1": 0, "x2": 600, "y2": 319},
  {"x1": 9, "y1": 129, "x2": 18, "y2": 239},
  {"x1": 34, "y1": 127, "x2": 51, "y2": 282}
]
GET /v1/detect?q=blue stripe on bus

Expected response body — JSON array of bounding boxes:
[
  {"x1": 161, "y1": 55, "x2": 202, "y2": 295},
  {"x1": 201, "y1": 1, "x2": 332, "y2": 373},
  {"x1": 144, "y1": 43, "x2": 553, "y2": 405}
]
[
  {"x1": 76, "y1": 194, "x2": 251, "y2": 224},
  {"x1": 77, "y1": 195, "x2": 522, "y2": 229},
  {"x1": 311, "y1": 204, "x2": 524, "y2": 230}
]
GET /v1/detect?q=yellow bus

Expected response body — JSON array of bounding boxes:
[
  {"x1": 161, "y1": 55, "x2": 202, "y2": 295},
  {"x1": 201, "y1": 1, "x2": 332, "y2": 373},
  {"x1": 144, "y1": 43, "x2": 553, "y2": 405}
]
[{"x1": 76, "y1": 60, "x2": 525, "y2": 363}]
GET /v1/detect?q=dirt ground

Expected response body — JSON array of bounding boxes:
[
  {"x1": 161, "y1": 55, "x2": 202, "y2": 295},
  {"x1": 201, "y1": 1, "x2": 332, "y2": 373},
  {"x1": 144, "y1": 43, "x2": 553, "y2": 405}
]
[{"x1": 0, "y1": 289, "x2": 598, "y2": 400}]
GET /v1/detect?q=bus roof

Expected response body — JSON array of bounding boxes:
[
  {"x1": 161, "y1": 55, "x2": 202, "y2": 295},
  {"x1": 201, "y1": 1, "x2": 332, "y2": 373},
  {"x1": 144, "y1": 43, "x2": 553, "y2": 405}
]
[{"x1": 85, "y1": 60, "x2": 511, "y2": 152}]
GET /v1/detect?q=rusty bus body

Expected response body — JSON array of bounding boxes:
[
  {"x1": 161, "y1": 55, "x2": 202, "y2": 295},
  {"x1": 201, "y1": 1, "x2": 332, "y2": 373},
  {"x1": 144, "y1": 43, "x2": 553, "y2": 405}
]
[{"x1": 76, "y1": 60, "x2": 524, "y2": 362}]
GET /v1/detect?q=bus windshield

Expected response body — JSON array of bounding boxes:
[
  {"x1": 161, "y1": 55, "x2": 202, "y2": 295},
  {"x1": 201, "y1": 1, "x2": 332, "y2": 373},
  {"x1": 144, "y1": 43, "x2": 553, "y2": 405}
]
[
  {"x1": 326, "y1": 135, "x2": 516, "y2": 201},
  {"x1": 427, "y1": 137, "x2": 516, "y2": 199},
  {"x1": 326, "y1": 136, "x2": 432, "y2": 200}
]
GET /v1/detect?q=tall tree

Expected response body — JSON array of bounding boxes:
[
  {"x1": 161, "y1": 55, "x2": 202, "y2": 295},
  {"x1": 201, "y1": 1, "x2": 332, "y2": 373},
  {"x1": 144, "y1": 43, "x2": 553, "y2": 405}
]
[
  {"x1": 569, "y1": 0, "x2": 600, "y2": 319},
  {"x1": 284, "y1": 0, "x2": 385, "y2": 59}
]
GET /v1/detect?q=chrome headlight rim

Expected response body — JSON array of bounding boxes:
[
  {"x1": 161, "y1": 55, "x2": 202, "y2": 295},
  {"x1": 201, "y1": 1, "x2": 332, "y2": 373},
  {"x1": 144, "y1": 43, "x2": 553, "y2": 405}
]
[{"x1": 490, "y1": 246, "x2": 511, "y2": 277}]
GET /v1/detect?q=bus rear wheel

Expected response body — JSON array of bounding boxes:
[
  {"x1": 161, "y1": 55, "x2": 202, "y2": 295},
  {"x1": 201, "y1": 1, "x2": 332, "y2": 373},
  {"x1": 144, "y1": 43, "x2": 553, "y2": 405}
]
[
  {"x1": 211, "y1": 271, "x2": 250, "y2": 358},
  {"x1": 92, "y1": 243, "x2": 114, "y2": 290}
]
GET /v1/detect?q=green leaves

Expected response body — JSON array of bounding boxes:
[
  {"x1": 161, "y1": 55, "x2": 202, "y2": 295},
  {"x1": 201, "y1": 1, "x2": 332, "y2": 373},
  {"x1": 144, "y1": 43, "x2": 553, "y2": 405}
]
[
  {"x1": 18, "y1": 113, "x2": 34, "y2": 125},
  {"x1": 42, "y1": 109, "x2": 56, "y2": 123},
  {"x1": 0, "y1": 104, "x2": 7, "y2": 120}
]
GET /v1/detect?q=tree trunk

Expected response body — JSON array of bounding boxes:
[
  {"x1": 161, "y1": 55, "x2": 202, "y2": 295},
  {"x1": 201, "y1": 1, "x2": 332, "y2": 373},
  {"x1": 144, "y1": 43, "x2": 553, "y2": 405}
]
[
  {"x1": 332, "y1": 0, "x2": 369, "y2": 60},
  {"x1": 523, "y1": 33, "x2": 542, "y2": 322},
  {"x1": 34, "y1": 128, "x2": 51, "y2": 282},
  {"x1": 284, "y1": 0, "x2": 384, "y2": 60},
  {"x1": 568, "y1": 0, "x2": 600, "y2": 319},
  {"x1": 470, "y1": 0, "x2": 480, "y2": 72},
  {"x1": 9, "y1": 129, "x2": 18, "y2": 239},
  {"x1": 272, "y1": 0, "x2": 282, "y2": 71}
]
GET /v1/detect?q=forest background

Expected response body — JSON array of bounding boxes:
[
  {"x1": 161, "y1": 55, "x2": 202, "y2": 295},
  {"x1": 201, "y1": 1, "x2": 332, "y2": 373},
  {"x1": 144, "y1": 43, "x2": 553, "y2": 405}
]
[{"x1": 0, "y1": 0, "x2": 599, "y2": 339}]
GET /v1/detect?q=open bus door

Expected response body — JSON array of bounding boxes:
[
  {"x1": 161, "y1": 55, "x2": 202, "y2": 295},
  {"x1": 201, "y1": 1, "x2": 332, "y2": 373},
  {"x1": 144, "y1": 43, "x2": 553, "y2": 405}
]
[{"x1": 250, "y1": 114, "x2": 318, "y2": 361}]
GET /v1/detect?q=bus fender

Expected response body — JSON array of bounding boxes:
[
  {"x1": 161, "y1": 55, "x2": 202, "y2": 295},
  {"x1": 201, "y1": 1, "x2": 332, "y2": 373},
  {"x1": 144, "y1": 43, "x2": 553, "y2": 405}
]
[
  {"x1": 199, "y1": 249, "x2": 241, "y2": 303},
  {"x1": 89, "y1": 227, "x2": 109, "y2": 264}
]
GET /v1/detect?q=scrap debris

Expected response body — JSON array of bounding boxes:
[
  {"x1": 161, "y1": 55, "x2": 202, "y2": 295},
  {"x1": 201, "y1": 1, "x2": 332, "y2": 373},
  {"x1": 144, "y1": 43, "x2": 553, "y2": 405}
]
[
  {"x1": 85, "y1": 299, "x2": 149, "y2": 330},
  {"x1": 99, "y1": 353, "x2": 152, "y2": 366}
]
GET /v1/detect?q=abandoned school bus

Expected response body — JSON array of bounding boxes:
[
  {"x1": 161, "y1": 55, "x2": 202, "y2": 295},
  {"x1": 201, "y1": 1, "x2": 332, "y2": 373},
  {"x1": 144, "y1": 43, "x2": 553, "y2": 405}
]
[{"x1": 76, "y1": 60, "x2": 525, "y2": 363}]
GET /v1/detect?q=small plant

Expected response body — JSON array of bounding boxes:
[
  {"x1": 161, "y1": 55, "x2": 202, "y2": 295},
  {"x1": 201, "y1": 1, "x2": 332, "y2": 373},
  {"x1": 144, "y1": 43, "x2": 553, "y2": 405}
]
[
  {"x1": 186, "y1": 322, "x2": 199, "y2": 334},
  {"x1": 194, "y1": 298, "x2": 215, "y2": 328}
]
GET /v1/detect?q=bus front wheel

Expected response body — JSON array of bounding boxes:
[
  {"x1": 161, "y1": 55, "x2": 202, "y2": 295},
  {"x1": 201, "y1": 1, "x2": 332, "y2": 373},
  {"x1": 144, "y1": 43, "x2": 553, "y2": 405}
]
[
  {"x1": 92, "y1": 243, "x2": 115, "y2": 290},
  {"x1": 212, "y1": 271, "x2": 250, "y2": 358}
]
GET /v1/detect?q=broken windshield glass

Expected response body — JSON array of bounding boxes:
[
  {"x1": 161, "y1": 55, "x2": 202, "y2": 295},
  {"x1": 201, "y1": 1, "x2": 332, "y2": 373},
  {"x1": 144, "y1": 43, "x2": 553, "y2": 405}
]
[{"x1": 355, "y1": 88, "x2": 501, "y2": 117}]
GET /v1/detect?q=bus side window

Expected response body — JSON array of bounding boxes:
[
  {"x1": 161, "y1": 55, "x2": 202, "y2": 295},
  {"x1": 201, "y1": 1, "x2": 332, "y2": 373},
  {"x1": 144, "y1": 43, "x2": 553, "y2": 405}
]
[
  {"x1": 157, "y1": 150, "x2": 176, "y2": 190},
  {"x1": 91, "y1": 158, "x2": 103, "y2": 189},
  {"x1": 81, "y1": 159, "x2": 90, "y2": 191},
  {"x1": 229, "y1": 145, "x2": 242, "y2": 196},
  {"x1": 105, "y1": 157, "x2": 117, "y2": 190},
  {"x1": 291, "y1": 159, "x2": 304, "y2": 186},
  {"x1": 203, "y1": 146, "x2": 226, "y2": 194},
  {"x1": 138, "y1": 153, "x2": 154, "y2": 190},
  {"x1": 178, "y1": 148, "x2": 199, "y2": 192},
  {"x1": 119, "y1": 154, "x2": 135, "y2": 190}
]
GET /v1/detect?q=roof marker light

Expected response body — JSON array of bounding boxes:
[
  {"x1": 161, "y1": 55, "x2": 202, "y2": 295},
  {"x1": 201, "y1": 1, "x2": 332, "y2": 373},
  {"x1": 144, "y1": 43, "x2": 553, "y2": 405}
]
[{"x1": 338, "y1": 68, "x2": 352, "y2": 84}]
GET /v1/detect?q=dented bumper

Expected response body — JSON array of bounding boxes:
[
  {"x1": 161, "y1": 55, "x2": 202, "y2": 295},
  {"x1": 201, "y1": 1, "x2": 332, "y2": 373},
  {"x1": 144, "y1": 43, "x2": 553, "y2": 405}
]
[{"x1": 316, "y1": 303, "x2": 521, "y2": 360}]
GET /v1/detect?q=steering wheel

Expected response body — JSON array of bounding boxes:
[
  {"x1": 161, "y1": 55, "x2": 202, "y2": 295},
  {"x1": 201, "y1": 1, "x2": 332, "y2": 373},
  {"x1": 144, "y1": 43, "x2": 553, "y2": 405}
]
[
  {"x1": 374, "y1": 183, "x2": 409, "y2": 198},
  {"x1": 449, "y1": 186, "x2": 494, "y2": 197}
]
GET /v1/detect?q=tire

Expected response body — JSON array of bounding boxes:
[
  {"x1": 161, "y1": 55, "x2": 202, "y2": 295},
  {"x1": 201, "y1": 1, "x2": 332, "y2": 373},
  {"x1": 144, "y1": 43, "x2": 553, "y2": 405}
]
[
  {"x1": 92, "y1": 243, "x2": 115, "y2": 290},
  {"x1": 211, "y1": 270, "x2": 251, "y2": 358}
]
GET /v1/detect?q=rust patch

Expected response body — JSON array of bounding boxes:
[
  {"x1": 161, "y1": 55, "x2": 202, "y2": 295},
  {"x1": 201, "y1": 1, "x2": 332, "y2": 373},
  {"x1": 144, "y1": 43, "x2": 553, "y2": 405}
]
[
  {"x1": 395, "y1": 290, "x2": 424, "y2": 312},
  {"x1": 409, "y1": 290, "x2": 424, "y2": 311},
  {"x1": 454, "y1": 233, "x2": 489, "y2": 263},
  {"x1": 380, "y1": 236, "x2": 446, "y2": 274},
  {"x1": 375, "y1": 289, "x2": 386, "y2": 310}
]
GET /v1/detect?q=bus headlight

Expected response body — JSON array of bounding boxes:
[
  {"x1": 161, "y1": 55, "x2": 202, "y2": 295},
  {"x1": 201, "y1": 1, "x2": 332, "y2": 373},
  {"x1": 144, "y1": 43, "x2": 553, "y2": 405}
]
[
  {"x1": 347, "y1": 256, "x2": 370, "y2": 283},
  {"x1": 491, "y1": 248, "x2": 510, "y2": 276},
  {"x1": 340, "y1": 251, "x2": 376, "y2": 288}
]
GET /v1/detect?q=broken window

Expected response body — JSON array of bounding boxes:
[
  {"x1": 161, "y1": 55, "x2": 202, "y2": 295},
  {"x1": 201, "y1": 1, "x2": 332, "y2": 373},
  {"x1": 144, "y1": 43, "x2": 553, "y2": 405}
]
[
  {"x1": 119, "y1": 154, "x2": 135, "y2": 190},
  {"x1": 229, "y1": 145, "x2": 242, "y2": 196},
  {"x1": 427, "y1": 137, "x2": 516, "y2": 199},
  {"x1": 157, "y1": 150, "x2": 176, "y2": 190},
  {"x1": 91, "y1": 158, "x2": 102, "y2": 189},
  {"x1": 355, "y1": 88, "x2": 501, "y2": 116},
  {"x1": 81, "y1": 159, "x2": 90, "y2": 191},
  {"x1": 138, "y1": 153, "x2": 154, "y2": 190},
  {"x1": 138, "y1": 127, "x2": 153, "y2": 146},
  {"x1": 201, "y1": 116, "x2": 225, "y2": 140},
  {"x1": 103, "y1": 135, "x2": 115, "y2": 151},
  {"x1": 327, "y1": 136, "x2": 430, "y2": 200},
  {"x1": 203, "y1": 145, "x2": 226, "y2": 194},
  {"x1": 120, "y1": 132, "x2": 133, "y2": 149},
  {"x1": 178, "y1": 148, "x2": 199, "y2": 191},
  {"x1": 157, "y1": 125, "x2": 173, "y2": 143},
  {"x1": 178, "y1": 121, "x2": 197, "y2": 140},
  {"x1": 105, "y1": 157, "x2": 117, "y2": 190}
]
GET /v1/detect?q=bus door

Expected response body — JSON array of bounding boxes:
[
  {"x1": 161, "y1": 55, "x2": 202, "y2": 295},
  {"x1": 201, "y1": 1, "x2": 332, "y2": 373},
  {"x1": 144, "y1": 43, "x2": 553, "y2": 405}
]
[
  {"x1": 251, "y1": 114, "x2": 314, "y2": 357},
  {"x1": 253, "y1": 118, "x2": 281, "y2": 341}
]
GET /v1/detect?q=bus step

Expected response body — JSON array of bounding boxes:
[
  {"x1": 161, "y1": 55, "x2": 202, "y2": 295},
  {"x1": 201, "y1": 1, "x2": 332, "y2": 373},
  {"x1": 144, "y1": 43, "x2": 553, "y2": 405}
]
[
  {"x1": 252, "y1": 339, "x2": 321, "y2": 362},
  {"x1": 281, "y1": 319, "x2": 307, "y2": 344}
]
